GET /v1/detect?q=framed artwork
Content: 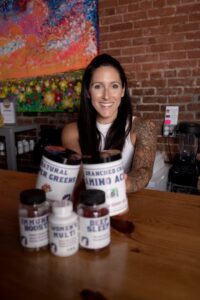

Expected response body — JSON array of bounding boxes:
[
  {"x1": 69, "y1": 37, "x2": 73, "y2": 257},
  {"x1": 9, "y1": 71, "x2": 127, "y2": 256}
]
[{"x1": 0, "y1": 0, "x2": 99, "y2": 112}]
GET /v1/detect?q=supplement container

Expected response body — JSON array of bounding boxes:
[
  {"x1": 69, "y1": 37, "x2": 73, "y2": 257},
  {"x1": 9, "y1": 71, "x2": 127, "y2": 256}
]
[
  {"x1": 77, "y1": 189, "x2": 110, "y2": 251},
  {"x1": 36, "y1": 146, "x2": 81, "y2": 203},
  {"x1": 49, "y1": 200, "x2": 79, "y2": 257},
  {"x1": 82, "y1": 150, "x2": 128, "y2": 216},
  {"x1": 19, "y1": 188, "x2": 49, "y2": 251}
]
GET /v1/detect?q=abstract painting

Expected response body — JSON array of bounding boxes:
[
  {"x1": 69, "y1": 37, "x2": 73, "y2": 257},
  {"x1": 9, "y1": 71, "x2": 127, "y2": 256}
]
[{"x1": 0, "y1": 0, "x2": 98, "y2": 112}]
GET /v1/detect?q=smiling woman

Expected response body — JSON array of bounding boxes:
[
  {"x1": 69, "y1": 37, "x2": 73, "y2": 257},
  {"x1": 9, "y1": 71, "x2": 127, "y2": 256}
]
[{"x1": 62, "y1": 53, "x2": 158, "y2": 193}]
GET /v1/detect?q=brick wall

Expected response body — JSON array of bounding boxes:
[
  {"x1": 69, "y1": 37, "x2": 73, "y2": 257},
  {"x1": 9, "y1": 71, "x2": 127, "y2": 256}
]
[{"x1": 16, "y1": 0, "x2": 200, "y2": 163}]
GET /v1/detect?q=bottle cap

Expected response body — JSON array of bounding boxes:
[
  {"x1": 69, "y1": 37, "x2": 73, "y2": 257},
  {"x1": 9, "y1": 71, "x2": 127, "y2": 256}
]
[
  {"x1": 52, "y1": 200, "x2": 73, "y2": 216},
  {"x1": 20, "y1": 189, "x2": 46, "y2": 205},
  {"x1": 82, "y1": 150, "x2": 121, "y2": 164},
  {"x1": 80, "y1": 189, "x2": 105, "y2": 206},
  {"x1": 44, "y1": 146, "x2": 81, "y2": 165}
]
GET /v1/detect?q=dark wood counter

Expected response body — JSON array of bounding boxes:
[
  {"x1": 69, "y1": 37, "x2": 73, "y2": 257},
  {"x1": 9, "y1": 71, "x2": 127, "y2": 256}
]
[{"x1": 0, "y1": 169, "x2": 200, "y2": 300}]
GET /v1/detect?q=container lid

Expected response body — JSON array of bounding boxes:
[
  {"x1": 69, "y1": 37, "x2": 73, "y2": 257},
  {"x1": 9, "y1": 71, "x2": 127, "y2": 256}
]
[
  {"x1": 44, "y1": 145, "x2": 81, "y2": 165},
  {"x1": 52, "y1": 200, "x2": 73, "y2": 216},
  {"x1": 82, "y1": 150, "x2": 121, "y2": 164},
  {"x1": 80, "y1": 189, "x2": 106, "y2": 206},
  {"x1": 20, "y1": 188, "x2": 46, "y2": 205},
  {"x1": 176, "y1": 122, "x2": 200, "y2": 137}
]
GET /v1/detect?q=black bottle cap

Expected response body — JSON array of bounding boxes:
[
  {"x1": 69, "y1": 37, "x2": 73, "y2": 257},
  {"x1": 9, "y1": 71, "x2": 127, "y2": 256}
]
[
  {"x1": 80, "y1": 189, "x2": 106, "y2": 206},
  {"x1": 44, "y1": 145, "x2": 81, "y2": 165},
  {"x1": 82, "y1": 150, "x2": 121, "y2": 164},
  {"x1": 20, "y1": 189, "x2": 46, "y2": 205}
]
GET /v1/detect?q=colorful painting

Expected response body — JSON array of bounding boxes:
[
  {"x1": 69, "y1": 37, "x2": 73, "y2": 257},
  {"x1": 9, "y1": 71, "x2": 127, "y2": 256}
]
[
  {"x1": 0, "y1": 70, "x2": 84, "y2": 112},
  {"x1": 0, "y1": 0, "x2": 99, "y2": 79},
  {"x1": 0, "y1": 0, "x2": 98, "y2": 112}
]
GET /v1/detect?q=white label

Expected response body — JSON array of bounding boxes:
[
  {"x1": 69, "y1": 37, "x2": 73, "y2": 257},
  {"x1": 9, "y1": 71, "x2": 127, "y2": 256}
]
[
  {"x1": 0, "y1": 100, "x2": 16, "y2": 124},
  {"x1": 19, "y1": 214, "x2": 48, "y2": 248},
  {"x1": 79, "y1": 215, "x2": 110, "y2": 249},
  {"x1": 164, "y1": 106, "x2": 179, "y2": 125},
  {"x1": 83, "y1": 159, "x2": 128, "y2": 216},
  {"x1": 49, "y1": 221, "x2": 78, "y2": 256},
  {"x1": 36, "y1": 156, "x2": 80, "y2": 201}
]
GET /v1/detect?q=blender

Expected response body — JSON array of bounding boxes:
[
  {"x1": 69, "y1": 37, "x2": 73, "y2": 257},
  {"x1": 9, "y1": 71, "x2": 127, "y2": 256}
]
[{"x1": 168, "y1": 122, "x2": 200, "y2": 194}]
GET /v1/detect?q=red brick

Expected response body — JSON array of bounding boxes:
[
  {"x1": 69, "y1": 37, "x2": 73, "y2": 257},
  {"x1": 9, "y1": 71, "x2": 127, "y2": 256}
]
[
  {"x1": 148, "y1": 43, "x2": 172, "y2": 53},
  {"x1": 134, "y1": 19, "x2": 160, "y2": 28},
  {"x1": 169, "y1": 60, "x2": 197, "y2": 69},
  {"x1": 157, "y1": 88, "x2": 180, "y2": 95},
  {"x1": 172, "y1": 23, "x2": 199, "y2": 33},
  {"x1": 143, "y1": 26, "x2": 171, "y2": 36},
  {"x1": 134, "y1": 53, "x2": 159, "y2": 63},
  {"x1": 143, "y1": 96, "x2": 166, "y2": 103},
  {"x1": 136, "y1": 104, "x2": 160, "y2": 111},
  {"x1": 176, "y1": 3, "x2": 200, "y2": 14},
  {"x1": 164, "y1": 70, "x2": 177, "y2": 77},
  {"x1": 110, "y1": 39, "x2": 132, "y2": 48},
  {"x1": 184, "y1": 87, "x2": 200, "y2": 94},
  {"x1": 189, "y1": 13, "x2": 200, "y2": 22},
  {"x1": 160, "y1": 15, "x2": 187, "y2": 26},
  {"x1": 173, "y1": 41, "x2": 200, "y2": 50},
  {"x1": 168, "y1": 78, "x2": 195, "y2": 86},
  {"x1": 140, "y1": 1, "x2": 153, "y2": 10},
  {"x1": 187, "y1": 103, "x2": 200, "y2": 110},
  {"x1": 188, "y1": 51, "x2": 200, "y2": 58},
  {"x1": 100, "y1": 15, "x2": 123, "y2": 26},
  {"x1": 128, "y1": 3, "x2": 141, "y2": 11},
  {"x1": 123, "y1": 11, "x2": 147, "y2": 21},
  {"x1": 110, "y1": 22, "x2": 133, "y2": 32},
  {"x1": 177, "y1": 69, "x2": 192, "y2": 77},
  {"x1": 160, "y1": 51, "x2": 186, "y2": 60},
  {"x1": 116, "y1": 6, "x2": 128, "y2": 14},
  {"x1": 99, "y1": 0, "x2": 118, "y2": 9},
  {"x1": 148, "y1": 7, "x2": 176, "y2": 18},
  {"x1": 185, "y1": 32, "x2": 200, "y2": 40},
  {"x1": 142, "y1": 62, "x2": 169, "y2": 71}
]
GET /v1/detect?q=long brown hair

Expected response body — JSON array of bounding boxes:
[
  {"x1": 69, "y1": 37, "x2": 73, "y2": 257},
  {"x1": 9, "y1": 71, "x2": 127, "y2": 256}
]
[{"x1": 78, "y1": 53, "x2": 132, "y2": 155}]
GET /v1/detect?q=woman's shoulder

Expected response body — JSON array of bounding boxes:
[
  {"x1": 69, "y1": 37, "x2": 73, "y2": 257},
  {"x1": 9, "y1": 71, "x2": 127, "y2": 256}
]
[
  {"x1": 61, "y1": 122, "x2": 80, "y2": 153},
  {"x1": 132, "y1": 116, "x2": 157, "y2": 131},
  {"x1": 63, "y1": 121, "x2": 78, "y2": 132},
  {"x1": 131, "y1": 116, "x2": 157, "y2": 143}
]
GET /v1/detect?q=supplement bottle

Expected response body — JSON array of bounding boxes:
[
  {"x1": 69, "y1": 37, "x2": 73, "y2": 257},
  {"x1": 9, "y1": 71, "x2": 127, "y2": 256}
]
[
  {"x1": 77, "y1": 189, "x2": 110, "y2": 251},
  {"x1": 49, "y1": 200, "x2": 79, "y2": 257},
  {"x1": 36, "y1": 146, "x2": 81, "y2": 203},
  {"x1": 82, "y1": 150, "x2": 128, "y2": 216},
  {"x1": 19, "y1": 188, "x2": 49, "y2": 251}
]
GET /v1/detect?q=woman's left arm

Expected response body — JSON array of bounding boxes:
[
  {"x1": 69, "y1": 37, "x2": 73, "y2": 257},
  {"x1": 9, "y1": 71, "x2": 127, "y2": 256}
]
[{"x1": 126, "y1": 118, "x2": 158, "y2": 193}]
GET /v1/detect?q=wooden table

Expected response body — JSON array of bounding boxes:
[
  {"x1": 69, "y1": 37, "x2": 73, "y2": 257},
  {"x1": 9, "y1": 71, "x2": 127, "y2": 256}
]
[{"x1": 0, "y1": 169, "x2": 200, "y2": 300}]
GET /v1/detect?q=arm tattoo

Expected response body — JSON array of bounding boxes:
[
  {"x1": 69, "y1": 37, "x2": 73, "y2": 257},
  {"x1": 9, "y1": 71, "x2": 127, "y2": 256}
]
[{"x1": 127, "y1": 118, "x2": 157, "y2": 193}]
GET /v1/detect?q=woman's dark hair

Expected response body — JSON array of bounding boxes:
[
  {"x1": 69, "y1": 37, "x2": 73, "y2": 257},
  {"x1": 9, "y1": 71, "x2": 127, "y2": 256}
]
[{"x1": 78, "y1": 53, "x2": 132, "y2": 155}]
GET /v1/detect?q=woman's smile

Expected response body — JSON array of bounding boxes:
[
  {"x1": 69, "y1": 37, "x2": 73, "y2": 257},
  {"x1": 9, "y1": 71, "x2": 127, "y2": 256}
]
[{"x1": 89, "y1": 66, "x2": 125, "y2": 124}]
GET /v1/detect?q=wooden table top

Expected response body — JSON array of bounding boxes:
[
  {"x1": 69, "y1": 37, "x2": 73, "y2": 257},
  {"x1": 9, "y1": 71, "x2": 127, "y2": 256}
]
[{"x1": 0, "y1": 169, "x2": 200, "y2": 300}]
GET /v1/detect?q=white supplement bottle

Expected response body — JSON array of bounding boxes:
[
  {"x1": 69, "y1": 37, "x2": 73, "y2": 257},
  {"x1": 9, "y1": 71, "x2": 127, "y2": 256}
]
[{"x1": 49, "y1": 200, "x2": 79, "y2": 257}]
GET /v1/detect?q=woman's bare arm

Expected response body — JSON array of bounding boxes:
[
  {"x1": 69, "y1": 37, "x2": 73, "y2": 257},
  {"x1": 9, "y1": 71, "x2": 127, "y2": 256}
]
[
  {"x1": 126, "y1": 118, "x2": 157, "y2": 193},
  {"x1": 61, "y1": 122, "x2": 81, "y2": 154}
]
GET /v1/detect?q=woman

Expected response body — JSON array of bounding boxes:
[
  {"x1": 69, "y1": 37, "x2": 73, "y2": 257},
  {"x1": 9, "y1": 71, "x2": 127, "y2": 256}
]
[{"x1": 62, "y1": 53, "x2": 157, "y2": 193}]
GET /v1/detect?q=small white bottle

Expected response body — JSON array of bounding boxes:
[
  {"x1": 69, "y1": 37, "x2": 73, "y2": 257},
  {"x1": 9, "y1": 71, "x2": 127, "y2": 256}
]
[
  {"x1": 23, "y1": 139, "x2": 29, "y2": 153},
  {"x1": 49, "y1": 200, "x2": 79, "y2": 257},
  {"x1": 29, "y1": 139, "x2": 35, "y2": 151},
  {"x1": 17, "y1": 141, "x2": 24, "y2": 154}
]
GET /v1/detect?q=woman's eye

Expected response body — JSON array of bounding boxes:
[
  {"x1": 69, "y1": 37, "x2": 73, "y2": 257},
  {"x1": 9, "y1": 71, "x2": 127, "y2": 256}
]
[
  {"x1": 112, "y1": 83, "x2": 120, "y2": 89},
  {"x1": 93, "y1": 84, "x2": 101, "y2": 89}
]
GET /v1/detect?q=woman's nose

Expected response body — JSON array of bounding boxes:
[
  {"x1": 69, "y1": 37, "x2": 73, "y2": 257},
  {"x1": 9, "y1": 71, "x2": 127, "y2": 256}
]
[{"x1": 102, "y1": 87, "x2": 109, "y2": 99}]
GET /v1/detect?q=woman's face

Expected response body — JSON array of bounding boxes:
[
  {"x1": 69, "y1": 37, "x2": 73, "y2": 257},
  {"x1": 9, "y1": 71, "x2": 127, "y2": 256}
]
[{"x1": 89, "y1": 66, "x2": 125, "y2": 124}]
